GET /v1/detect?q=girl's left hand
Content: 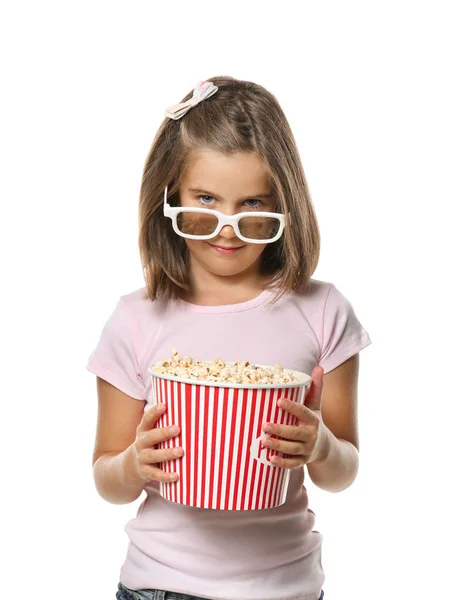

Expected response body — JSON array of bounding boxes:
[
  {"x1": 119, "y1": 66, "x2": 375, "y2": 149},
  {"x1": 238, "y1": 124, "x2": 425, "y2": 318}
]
[{"x1": 261, "y1": 365, "x2": 328, "y2": 469}]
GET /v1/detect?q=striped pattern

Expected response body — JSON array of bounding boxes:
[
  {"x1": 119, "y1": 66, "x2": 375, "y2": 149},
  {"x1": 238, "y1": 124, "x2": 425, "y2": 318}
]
[{"x1": 152, "y1": 376, "x2": 307, "y2": 510}]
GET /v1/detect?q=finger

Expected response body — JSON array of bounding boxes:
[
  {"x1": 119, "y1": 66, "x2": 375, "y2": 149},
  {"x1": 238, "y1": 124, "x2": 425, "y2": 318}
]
[
  {"x1": 263, "y1": 419, "x2": 310, "y2": 441},
  {"x1": 275, "y1": 397, "x2": 315, "y2": 423},
  {"x1": 305, "y1": 366, "x2": 324, "y2": 411},
  {"x1": 141, "y1": 424, "x2": 181, "y2": 449},
  {"x1": 137, "y1": 403, "x2": 166, "y2": 433},
  {"x1": 142, "y1": 465, "x2": 180, "y2": 483},
  {"x1": 269, "y1": 454, "x2": 305, "y2": 469},
  {"x1": 261, "y1": 436, "x2": 305, "y2": 456},
  {"x1": 141, "y1": 446, "x2": 184, "y2": 465}
]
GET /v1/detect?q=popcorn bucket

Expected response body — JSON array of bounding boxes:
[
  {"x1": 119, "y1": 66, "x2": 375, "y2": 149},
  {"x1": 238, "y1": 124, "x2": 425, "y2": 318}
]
[{"x1": 148, "y1": 366, "x2": 312, "y2": 510}]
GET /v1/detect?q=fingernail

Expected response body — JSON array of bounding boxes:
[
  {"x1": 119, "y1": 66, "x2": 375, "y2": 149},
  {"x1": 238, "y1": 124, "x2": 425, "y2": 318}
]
[
  {"x1": 169, "y1": 425, "x2": 180, "y2": 434},
  {"x1": 172, "y1": 448, "x2": 183, "y2": 456},
  {"x1": 263, "y1": 424, "x2": 273, "y2": 433},
  {"x1": 278, "y1": 399, "x2": 287, "y2": 408},
  {"x1": 262, "y1": 437, "x2": 273, "y2": 447},
  {"x1": 157, "y1": 403, "x2": 165, "y2": 412}
]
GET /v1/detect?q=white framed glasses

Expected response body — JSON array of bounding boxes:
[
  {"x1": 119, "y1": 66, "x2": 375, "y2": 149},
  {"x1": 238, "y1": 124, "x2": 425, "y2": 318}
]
[{"x1": 163, "y1": 185, "x2": 286, "y2": 244}]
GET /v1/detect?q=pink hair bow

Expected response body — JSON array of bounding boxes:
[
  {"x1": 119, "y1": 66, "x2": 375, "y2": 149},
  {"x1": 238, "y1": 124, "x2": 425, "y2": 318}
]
[{"x1": 164, "y1": 80, "x2": 219, "y2": 120}]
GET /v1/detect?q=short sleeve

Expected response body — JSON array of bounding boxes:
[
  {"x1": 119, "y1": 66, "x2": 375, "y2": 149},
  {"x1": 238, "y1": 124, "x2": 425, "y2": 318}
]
[
  {"x1": 317, "y1": 283, "x2": 372, "y2": 374},
  {"x1": 86, "y1": 297, "x2": 146, "y2": 400}
]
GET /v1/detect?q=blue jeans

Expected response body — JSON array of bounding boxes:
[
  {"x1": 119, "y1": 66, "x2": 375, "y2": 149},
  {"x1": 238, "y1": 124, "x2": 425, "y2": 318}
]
[{"x1": 116, "y1": 582, "x2": 325, "y2": 600}]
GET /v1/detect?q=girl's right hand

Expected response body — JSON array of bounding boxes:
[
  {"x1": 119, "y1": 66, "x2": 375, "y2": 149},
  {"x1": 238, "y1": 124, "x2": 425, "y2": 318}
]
[{"x1": 133, "y1": 403, "x2": 183, "y2": 483}]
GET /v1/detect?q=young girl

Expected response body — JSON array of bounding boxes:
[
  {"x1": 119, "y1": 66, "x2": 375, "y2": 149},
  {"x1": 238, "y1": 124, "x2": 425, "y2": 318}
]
[{"x1": 87, "y1": 76, "x2": 372, "y2": 600}]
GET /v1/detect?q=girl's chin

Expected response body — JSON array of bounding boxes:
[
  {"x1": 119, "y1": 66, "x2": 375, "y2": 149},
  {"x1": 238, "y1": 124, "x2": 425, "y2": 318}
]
[
  {"x1": 187, "y1": 243, "x2": 265, "y2": 276},
  {"x1": 198, "y1": 257, "x2": 253, "y2": 278}
]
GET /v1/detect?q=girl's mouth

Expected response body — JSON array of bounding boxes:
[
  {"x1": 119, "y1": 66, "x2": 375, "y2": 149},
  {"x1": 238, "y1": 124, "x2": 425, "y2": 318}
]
[{"x1": 208, "y1": 243, "x2": 244, "y2": 256}]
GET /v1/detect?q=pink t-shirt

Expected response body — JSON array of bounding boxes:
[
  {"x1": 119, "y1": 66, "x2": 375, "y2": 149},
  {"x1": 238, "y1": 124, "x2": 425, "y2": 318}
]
[{"x1": 87, "y1": 278, "x2": 371, "y2": 600}]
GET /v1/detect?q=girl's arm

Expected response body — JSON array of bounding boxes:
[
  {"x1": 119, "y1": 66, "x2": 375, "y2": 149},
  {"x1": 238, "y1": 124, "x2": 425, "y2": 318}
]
[
  {"x1": 92, "y1": 377, "x2": 183, "y2": 504},
  {"x1": 92, "y1": 378, "x2": 149, "y2": 504},
  {"x1": 306, "y1": 354, "x2": 360, "y2": 492}
]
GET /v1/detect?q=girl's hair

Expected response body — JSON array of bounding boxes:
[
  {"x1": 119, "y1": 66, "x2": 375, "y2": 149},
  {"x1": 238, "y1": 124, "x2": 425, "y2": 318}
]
[{"x1": 139, "y1": 75, "x2": 320, "y2": 303}]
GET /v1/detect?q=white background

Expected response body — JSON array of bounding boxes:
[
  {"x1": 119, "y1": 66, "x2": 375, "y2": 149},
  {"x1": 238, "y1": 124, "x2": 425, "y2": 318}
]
[{"x1": 1, "y1": 1, "x2": 458, "y2": 599}]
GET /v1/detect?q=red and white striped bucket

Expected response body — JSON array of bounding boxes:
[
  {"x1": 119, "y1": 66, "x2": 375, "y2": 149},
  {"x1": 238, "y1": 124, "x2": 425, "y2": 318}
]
[{"x1": 148, "y1": 366, "x2": 311, "y2": 510}]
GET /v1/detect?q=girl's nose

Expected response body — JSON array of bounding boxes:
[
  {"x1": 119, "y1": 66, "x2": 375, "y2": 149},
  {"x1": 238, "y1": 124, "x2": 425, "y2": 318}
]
[{"x1": 217, "y1": 224, "x2": 237, "y2": 239}]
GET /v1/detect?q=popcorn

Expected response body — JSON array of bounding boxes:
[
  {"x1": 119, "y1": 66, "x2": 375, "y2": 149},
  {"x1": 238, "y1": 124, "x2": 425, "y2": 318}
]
[{"x1": 152, "y1": 349, "x2": 299, "y2": 384}]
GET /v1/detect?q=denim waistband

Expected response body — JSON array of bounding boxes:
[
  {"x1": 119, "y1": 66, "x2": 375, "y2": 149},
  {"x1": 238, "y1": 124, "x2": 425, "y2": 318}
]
[
  {"x1": 117, "y1": 582, "x2": 209, "y2": 600},
  {"x1": 116, "y1": 582, "x2": 325, "y2": 600}
]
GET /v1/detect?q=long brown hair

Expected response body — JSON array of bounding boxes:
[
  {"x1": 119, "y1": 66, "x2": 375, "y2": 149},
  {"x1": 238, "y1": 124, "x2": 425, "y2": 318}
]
[{"x1": 139, "y1": 75, "x2": 320, "y2": 303}]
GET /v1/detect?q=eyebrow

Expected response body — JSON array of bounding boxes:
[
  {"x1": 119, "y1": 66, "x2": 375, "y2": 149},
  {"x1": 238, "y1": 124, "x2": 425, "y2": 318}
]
[{"x1": 188, "y1": 187, "x2": 274, "y2": 201}]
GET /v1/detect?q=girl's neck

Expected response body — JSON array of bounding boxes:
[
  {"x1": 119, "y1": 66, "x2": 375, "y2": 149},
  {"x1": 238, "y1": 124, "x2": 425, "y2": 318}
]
[{"x1": 182, "y1": 258, "x2": 270, "y2": 306}]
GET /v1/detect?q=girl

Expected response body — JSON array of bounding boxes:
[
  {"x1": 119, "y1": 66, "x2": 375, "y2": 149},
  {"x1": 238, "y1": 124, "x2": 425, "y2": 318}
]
[{"x1": 87, "y1": 76, "x2": 372, "y2": 600}]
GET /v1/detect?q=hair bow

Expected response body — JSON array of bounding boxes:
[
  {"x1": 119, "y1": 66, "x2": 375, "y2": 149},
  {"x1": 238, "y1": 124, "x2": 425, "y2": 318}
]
[{"x1": 164, "y1": 80, "x2": 218, "y2": 120}]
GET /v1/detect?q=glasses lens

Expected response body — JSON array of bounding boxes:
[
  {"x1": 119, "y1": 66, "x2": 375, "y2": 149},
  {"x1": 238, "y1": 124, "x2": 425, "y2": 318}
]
[
  {"x1": 177, "y1": 211, "x2": 219, "y2": 236},
  {"x1": 239, "y1": 216, "x2": 281, "y2": 240}
]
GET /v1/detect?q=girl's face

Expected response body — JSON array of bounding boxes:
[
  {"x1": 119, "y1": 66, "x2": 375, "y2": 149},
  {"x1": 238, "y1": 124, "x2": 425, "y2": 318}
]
[{"x1": 178, "y1": 150, "x2": 276, "y2": 281}]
